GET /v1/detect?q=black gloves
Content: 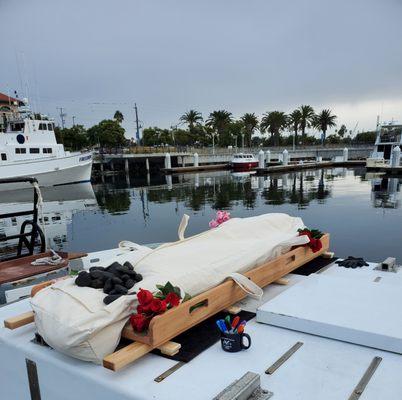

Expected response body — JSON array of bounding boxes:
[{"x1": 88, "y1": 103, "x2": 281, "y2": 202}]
[{"x1": 335, "y1": 257, "x2": 369, "y2": 269}]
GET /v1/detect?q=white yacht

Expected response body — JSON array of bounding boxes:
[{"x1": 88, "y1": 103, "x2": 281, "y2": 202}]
[
  {"x1": 0, "y1": 108, "x2": 92, "y2": 189},
  {"x1": 366, "y1": 121, "x2": 402, "y2": 168}
]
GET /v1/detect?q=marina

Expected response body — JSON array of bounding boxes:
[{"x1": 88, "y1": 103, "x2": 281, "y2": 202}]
[{"x1": 2, "y1": 1, "x2": 402, "y2": 398}]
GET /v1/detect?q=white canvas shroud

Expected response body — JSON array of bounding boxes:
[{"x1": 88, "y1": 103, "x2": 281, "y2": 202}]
[{"x1": 31, "y1": 213, "x2": 308, "y2": 364}]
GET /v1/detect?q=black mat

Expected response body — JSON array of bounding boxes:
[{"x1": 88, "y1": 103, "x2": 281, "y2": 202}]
[
  {"x1": 292, "y1": 255, "x2": 337, "y2": 276},
  {"x1": 150, "y1": 310, "x2": 256, "y2": 362}
]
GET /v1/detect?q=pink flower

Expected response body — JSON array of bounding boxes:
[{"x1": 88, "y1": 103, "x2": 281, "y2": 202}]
[
  {"x1": 209, "y1": 211, "x2": 230, "y2": 228},
  {"x1": 209, "y1": 219, "x2": 219, "y2": 228}
]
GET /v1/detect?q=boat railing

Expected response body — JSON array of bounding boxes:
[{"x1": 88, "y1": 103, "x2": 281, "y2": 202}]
[{"x1": 0, "y1": 177, "x2": 45, "y2": 261}]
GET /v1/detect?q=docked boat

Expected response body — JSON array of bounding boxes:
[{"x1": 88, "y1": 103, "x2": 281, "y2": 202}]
[
  {"x1": 0, "y1": 105, "x2": 92, "y2": 189},
  {"x1": 366, "y1": 121, "x2": 402, "y2": 169},
  {"x1": 230, "y1": 153, "x2": 259, "y2": 171}
]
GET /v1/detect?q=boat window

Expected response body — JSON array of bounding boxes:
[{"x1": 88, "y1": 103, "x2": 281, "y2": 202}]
[
  {"x1": 47, "y1": 123, "x2": 53, "y2": 131},
  {"x1": 10, "y1": 123, "x2": 24, "y2": 131},
  {"x1": 38, "y1": 123, "x2": 47, "y2": 130},
  {"x1": 380, "y1": 126, "x2": 402, "y2": 143},
  {"x1": 1, "y1": 153, "x2": 7, "y2": 160},
  {"x1": 43, "y1": 148, "x2": 53, "y2": 154},
  {"x1": 29, "y1": 148, "x2": 40, "y2": 154},
  {"x1": 15, "y1": 148, "x2": 27, "y2": 154}
]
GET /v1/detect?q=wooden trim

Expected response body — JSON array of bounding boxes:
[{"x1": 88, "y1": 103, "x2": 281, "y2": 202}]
[
  {"x1": 128, "y1": 234, "x2": 329, "y2": 348},
  {"x1": 104, "y1": 235, "x2": 329, "y2": 371},
  {"x1": 4, "y1": 311, "x2": 34, "y2": 329}
]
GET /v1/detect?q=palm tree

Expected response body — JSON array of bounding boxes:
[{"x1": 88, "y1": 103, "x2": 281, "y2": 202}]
[
  {"x1": 260, "y1": 111, "x2": 288, "y2": 146},
  {"x1": 179, "y1": 110, "x2": 203, "y2": 132},
  {"x1": 113, "y1": 110, "x2": 124, "y2": 124},
  {"x1": 241, "y1": 113, "x2": 259, "y2": 147},
  {"x1": 206, "y1": 110, "x2": 232, "y2": 144},
  {"x1": 298, "y1": 105, "x2": 315, "y2": 144},
  {"x1": 288, "y1": 109, "x2": 302, "y2": 147},
  {"x1": 313, "y1": 109, "x2": 337, "y2": 145}
]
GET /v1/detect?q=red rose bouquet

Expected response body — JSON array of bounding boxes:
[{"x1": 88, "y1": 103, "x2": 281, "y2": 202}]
[
  {"x1": 130, "y1": 282, "x2": 191, "y2": 333},
  {"x1": 298, "y1": 228, "x2": 323, "y2": 253}
]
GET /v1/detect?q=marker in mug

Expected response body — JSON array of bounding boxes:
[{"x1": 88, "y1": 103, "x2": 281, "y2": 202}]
[
  {"x1": 216, "y1": 320, "x2": 227, "y2": 333},
  {"x1": 236, "y1": 321, "x2": 247, "y2": 334},
  {"x1": 230, "y1": 316, "x2": 240, "y2": 333},
  {"x1": 224, "y1": 315, "x2": 232, "y2": 330}
]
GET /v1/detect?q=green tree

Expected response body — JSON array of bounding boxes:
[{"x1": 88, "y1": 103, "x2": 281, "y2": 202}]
[
  {"x1": 240, "y1": 113, "x2": 259, "y2": 147},
  {"x1": 353, "y1": 131, "x2": 376, "y2": 144},
  {"x1": 299, "y1": 105, "x2": 315, "y2": 144},
  {"x1": 113, "y1": 110, "x2": 124, "y2": 124},
  {"x1": 55, "y1": 125, "x2": 88, "y2": 151},
  {"x1": 337, "y1": 124, "x2": 347, "y2": 138},
  {"x1": 260, "y1": 111, "x2": 288, "y2": 146},
  {"x1": 87, "y1": 119, "x2": 126, "y2": 148},
  {"x1": 288, "y1": 109, "x2": 302, "y2": 146},
  {"x1": 313, "y1": 109, "x2": 337, "y2": 145},
  {"x1": 179, "y1": 110, "x2": 203, "y2": 133},
  {"x1": 206, "y1": 110, "x2": 232, "y2": 144}
]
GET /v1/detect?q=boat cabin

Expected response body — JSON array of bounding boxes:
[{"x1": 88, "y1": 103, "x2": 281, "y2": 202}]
[
  {"x1": 0, "y1": 114, "x2": 66, "y2": 163},
  {"x1": 372, "y1": 123, "x2": 402, "y2": 161}
]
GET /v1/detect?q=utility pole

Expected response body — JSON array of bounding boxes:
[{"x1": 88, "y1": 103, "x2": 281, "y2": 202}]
[
  {"x1": 57, "y1": 107, "x2": 66, "y2": 129},
  {"x1": 134, "y1": 103, "x2": 141, "y2": 143},
  {"x1": 72, "y1": 116, "x2": 76, "y2": 126}
]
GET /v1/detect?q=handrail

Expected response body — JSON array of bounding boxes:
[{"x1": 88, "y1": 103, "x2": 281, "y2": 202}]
[{"x1": 0, "y1": 176, "x2": 45, "y2": 261}]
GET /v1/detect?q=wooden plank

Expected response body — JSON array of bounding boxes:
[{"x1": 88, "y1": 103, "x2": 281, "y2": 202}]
[
  {"x1": 129, "y1": 234, "x2": 330, "y2": 348},
  {"x1": 103, "y1": 342, "x2": 151, "y2": 371},
  {"x1": 4, "y1": 311, "x2": 34, "y2": 329},
  {"x1": 158, "y1": 341, "x2": 181, "y2": 356},
  {"x1": 103, "y1": 341, "x2": 181, "y2": 371},
  {"x1": 274, "y1": 278, "x2": 289, "y2": 285}
]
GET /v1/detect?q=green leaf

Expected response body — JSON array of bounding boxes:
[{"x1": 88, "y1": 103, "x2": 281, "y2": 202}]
[
  {"x1": 154, "y1": 291, "x2": 165, "y2": 299},
  {"x1": 173, "y1": 286, "x2": 181, "y2": 297},
  {"x1": 182, "y1": 293, "x2": 192, "y2": 302},
  {"x1": 156, "y1": 284, "x2": 165, "y2": 291},
  {"x1": 164, "y1": 281, "x2": 175, "y2": 295}
]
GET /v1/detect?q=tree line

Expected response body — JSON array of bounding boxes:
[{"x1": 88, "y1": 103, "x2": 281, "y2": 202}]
[
  {"x1": 144, "y1": 106, "x2": 375, "y2": 148},
  {"x1": 56, "y1": 108, "x2": 376, "y2": 151}
]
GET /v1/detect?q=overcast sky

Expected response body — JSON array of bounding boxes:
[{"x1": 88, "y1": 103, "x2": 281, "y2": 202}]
[{"x1": 1, "y1": 0, "x2": 402, "y2": 138}]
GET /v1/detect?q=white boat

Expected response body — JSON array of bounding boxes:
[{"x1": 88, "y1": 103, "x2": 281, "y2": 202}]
[
  {"x1": 230, "y1": 153, "x2": 259, "y2": 171},
  {"x1": 0, "y1": 107, "x2": 92, "y2": 189},
  {"x1": 2, "y1": 257, "x2": 402, "y2": 399},
  {"x1": 366, "y1": 122, "x2": 402, "y2": 168}
]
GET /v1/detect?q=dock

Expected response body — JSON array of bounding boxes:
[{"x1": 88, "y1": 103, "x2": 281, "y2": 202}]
[
  {"x1": 162, "y1": 163, "x2": 229, "y2": 174},
  {"x1": 366, "y1": 165, "x2": 402, "y2": 175},
  {"x1": 255, "y1": 160, "x2": 366, "y2": 175}
]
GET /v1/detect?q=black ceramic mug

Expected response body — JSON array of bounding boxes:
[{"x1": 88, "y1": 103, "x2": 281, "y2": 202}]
[{"x1": 221, "y1": 332, "x2": 251, "y2": 352}]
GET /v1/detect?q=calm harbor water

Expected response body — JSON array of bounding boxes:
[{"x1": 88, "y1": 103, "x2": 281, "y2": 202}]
[{"x1": 1, "y1": 167, "x2": 401, "y2": 263}]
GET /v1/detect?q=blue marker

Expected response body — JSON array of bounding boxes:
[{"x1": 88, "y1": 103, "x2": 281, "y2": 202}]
[{"x1": 216, "y1": 319, "x2": 226, "y2": 333}]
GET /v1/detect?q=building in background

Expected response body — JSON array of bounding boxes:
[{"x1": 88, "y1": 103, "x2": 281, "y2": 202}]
[{"x1": 0, "y1": 92, "x2": 24, "y2": 132}]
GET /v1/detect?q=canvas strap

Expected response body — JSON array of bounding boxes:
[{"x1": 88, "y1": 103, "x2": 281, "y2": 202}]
[{"x1": 228, "y1": 272, "x2": 263, "y2": 300}]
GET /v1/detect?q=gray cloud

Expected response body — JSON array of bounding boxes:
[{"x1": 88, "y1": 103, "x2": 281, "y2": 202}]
[{"x1": 1, "y1": 0, "x2": 402, "y2": 136}]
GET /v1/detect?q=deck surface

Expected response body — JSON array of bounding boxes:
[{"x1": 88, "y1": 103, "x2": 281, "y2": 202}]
[
  {"x1": 1, "y1": 270, "x2": 402, "y2": 399},
  {"x1": 0, "y1": 252, "x2": 86, "y2": 285}
]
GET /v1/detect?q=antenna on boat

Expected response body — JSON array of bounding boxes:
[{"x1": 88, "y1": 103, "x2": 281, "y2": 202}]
[{"x1": 57, "y1": 107, "x2": 67, "y2": 128}]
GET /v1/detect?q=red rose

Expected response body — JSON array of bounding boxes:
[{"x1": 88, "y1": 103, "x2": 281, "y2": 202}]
[
  {"x1": 137, "y1": 289, "x2": 153, "y2": 305},
  {"x1": 310, "y1": 238, "x2": 322, "y2": 253},
  {"x1": 166, "y1": 292, "x2": 181, "y2": 308},
  {"x1": 137, "y1": 303, "x2": 151, "y2": 314},
  {"x1": 130, "y1": 313, "x2": 150, "y2": 332},
  {"x1": 149, "y1": 299, "x2": 167, "y2": 314}
]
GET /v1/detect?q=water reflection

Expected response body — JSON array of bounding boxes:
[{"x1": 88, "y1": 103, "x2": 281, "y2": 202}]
[
  {"x1": 0, "y1": 183, "x2": 98, "y2": 258},
  {"x1": 2, "y1": 168, "x2": 402, "y2": 262},
  {"x1": 371, "y1": 176, "x2": 401, "y2": 209}
]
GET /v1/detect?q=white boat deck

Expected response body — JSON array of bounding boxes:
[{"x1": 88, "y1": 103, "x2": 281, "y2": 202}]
[{"x1": 1, "y1": 265, "x2": 402, "y2": 399}]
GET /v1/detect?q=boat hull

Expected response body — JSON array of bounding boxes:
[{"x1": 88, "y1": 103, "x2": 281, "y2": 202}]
[
  {"x1": 0, "y1": 152, "x2": 93, "y2": 190},
  {"x1": 231, "y1": 161, "x2": 259, "y2": 171}
]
